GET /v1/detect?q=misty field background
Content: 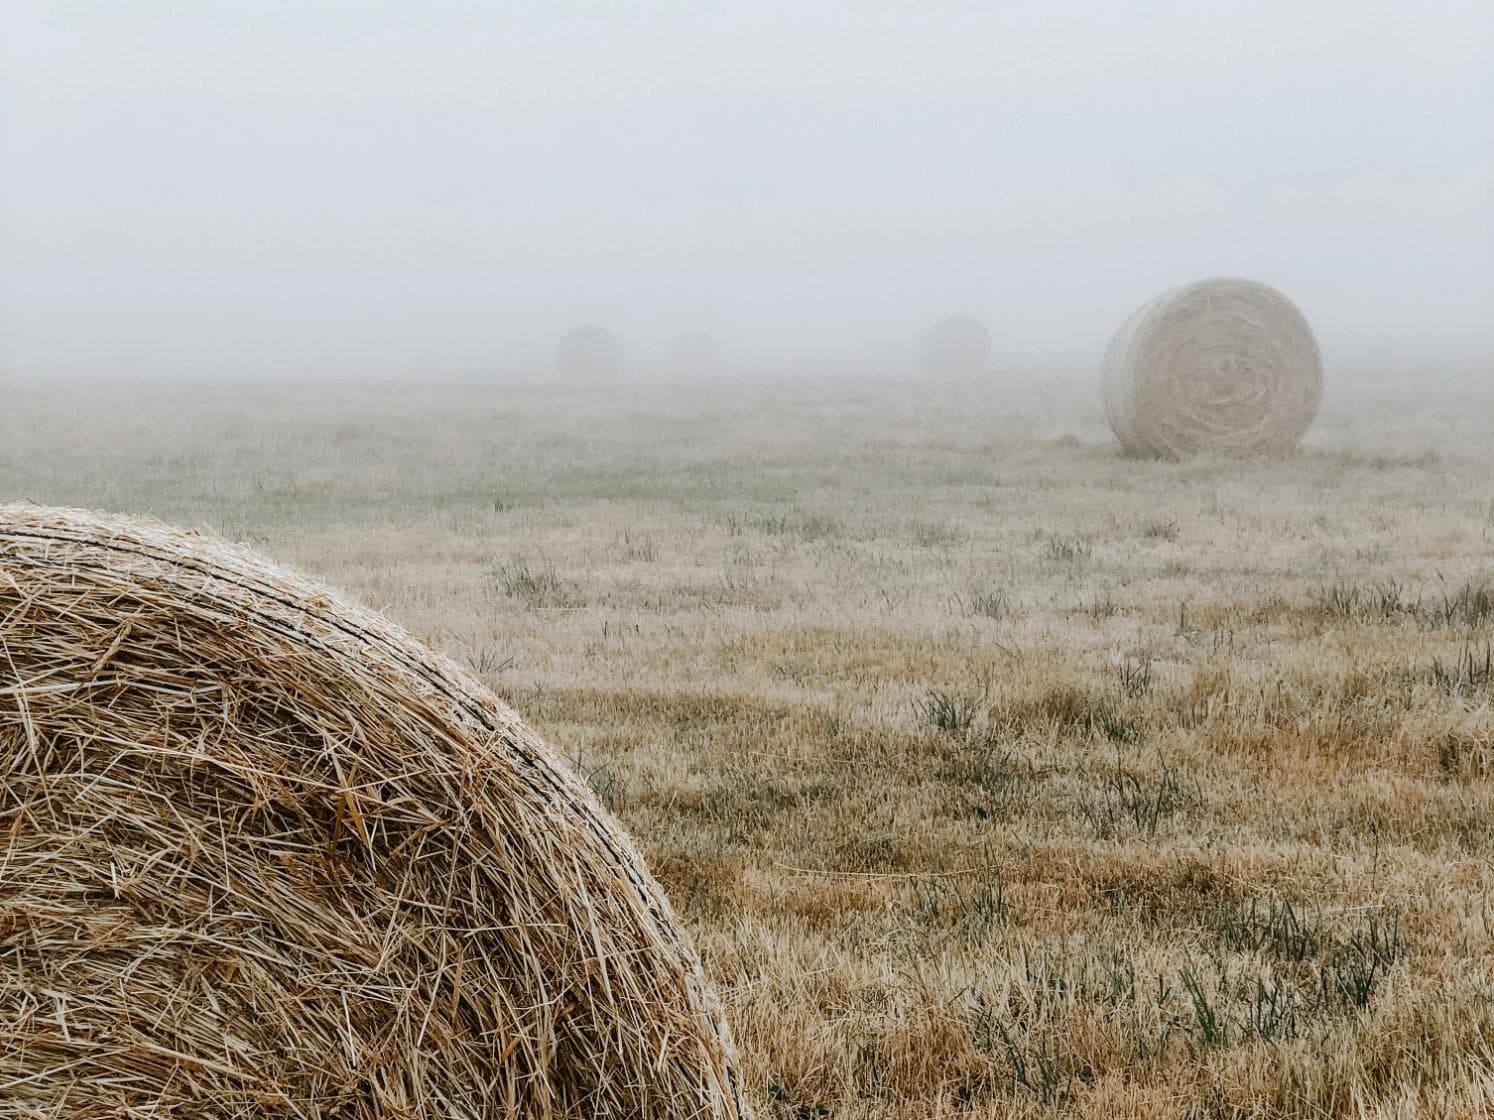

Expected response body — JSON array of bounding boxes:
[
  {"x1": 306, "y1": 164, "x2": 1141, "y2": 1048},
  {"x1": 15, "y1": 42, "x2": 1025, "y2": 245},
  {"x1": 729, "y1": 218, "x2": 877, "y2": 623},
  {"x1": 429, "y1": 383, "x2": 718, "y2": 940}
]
[{"x1": 4, "y1": 372, "x2": 1493, "y2": 1118}]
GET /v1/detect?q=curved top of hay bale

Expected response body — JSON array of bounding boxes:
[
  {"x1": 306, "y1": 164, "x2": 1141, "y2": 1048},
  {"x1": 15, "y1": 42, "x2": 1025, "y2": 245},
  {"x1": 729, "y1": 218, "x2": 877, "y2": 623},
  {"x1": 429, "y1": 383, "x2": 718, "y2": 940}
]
[
  {"x1": 1100, "y1": 277, "x2": 1322, "y2": 459},
  {"x1": 917, "y1": 314, "x2": 991, "y2": 377},
  {"x1": 0, "y1": 504, "x2": 747, "y2": 1119},
  {"x1": 667, "y1": 329, "x2": 725, "y2": 375},
  {"x1": 555, "y1": 323, "x2": 622, "y2": 381}
]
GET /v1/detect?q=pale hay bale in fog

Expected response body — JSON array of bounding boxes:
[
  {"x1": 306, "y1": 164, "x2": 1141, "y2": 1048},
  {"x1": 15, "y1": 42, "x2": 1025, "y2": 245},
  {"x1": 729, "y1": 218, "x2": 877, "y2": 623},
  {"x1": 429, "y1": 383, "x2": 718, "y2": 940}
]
[
  {"x1": 0, "y1": 505, "x2": 746, "y2": 1119},
  {"x1": 1101, "y1": 277, "x2": 1322, "y2": 459},
  {"x1": 667, "y1": 329, "x2": 724, "y2": 375},
  {"x1": 917, "y1": 314, "x2": 991, "y2": 377},
  {"x1": 555, "y1": 322, "x2": 622, "y2": 381}
]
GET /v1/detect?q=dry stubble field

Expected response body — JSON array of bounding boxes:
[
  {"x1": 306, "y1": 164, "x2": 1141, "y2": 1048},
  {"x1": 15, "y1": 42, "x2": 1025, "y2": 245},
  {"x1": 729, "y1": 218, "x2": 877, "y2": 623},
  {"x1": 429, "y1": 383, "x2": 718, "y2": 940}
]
[{"x1": 3, "y1": 372, "x2": 1493, "y2": 1118}]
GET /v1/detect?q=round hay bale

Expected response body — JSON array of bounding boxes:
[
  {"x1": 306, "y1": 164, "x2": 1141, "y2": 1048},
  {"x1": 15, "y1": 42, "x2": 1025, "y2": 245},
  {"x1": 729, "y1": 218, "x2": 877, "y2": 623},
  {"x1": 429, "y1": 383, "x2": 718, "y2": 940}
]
[
  {"x1": 666, "y1": 330, "x2": 724, "y2": 375},
  {"x1": 917, "y1": 314, "x2": 991, "y2": 377},
  {"x1": 555, "y1": 323, "x2": 622, "y2": 381},
  {"x1": 0, "y1": 504, "x2": 747, "y2": 1119},
  {"x1": 1100, "y1": 277, "x2": 1323, "y2": 459}
]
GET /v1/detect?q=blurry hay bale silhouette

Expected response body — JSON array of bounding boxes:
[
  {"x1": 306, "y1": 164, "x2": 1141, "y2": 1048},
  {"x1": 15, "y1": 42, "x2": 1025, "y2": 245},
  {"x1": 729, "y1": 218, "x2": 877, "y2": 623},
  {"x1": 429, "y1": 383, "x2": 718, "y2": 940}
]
[
  {"x1": 667, "y1": 330, "x2": 725, "y2": 375},
  {"x1": 555, "y1": 323, "x2": 622, "y2": 381},
  {"x1": 0, "y1": 504, "x2": 747, "y2": 1119},
  {"x1": 917, "y1": 314, "x2": 991, "y2": 376},
  {"x1": 1101, "y1": 277, "x2": 1322, "y2": 459}
]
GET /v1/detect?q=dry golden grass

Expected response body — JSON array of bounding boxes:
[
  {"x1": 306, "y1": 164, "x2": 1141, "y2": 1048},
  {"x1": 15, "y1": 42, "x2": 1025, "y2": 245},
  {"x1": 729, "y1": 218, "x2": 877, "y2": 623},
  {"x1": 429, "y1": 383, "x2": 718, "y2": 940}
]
[{"x1": 2, "y1": 371, "x2": 1492, "y2": 1118}]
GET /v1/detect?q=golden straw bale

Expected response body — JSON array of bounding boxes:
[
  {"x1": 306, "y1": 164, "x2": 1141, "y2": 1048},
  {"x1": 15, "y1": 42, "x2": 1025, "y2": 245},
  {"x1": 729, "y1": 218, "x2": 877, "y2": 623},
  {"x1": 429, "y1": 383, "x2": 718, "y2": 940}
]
[
  {"x1": 1101, "y1": 277, "x2": 1322, "y2": 459},
  {"x1": 0, "y1": 504, "x2": 746, "y2": 1119}
]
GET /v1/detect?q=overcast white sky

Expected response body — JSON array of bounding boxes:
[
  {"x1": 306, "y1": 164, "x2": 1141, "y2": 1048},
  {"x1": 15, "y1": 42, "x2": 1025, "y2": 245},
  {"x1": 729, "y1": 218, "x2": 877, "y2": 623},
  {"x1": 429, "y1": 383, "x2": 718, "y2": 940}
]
[{"x1": 1, "y1": 1, "x2": 1490, "y2": 378}]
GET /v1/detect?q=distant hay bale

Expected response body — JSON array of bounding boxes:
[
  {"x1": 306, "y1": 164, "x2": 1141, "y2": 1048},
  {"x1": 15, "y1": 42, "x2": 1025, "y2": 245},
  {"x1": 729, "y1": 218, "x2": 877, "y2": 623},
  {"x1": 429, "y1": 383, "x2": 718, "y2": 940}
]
[
  {"x1": 555, "y1": 323, "x2": 621, "y2": 381},
  {"x1": 1100, "y1": 277, "x2": 1323, "y2": 459},
  {"x1": 0, "y1": 504, "x2": 747, "y2": 1119},
  {"x1": 917, "y1": 314, "x2": 991, "y2": 376},
  {"x1": 667, "y1": 329, "x2": 724, "y2": 375}
]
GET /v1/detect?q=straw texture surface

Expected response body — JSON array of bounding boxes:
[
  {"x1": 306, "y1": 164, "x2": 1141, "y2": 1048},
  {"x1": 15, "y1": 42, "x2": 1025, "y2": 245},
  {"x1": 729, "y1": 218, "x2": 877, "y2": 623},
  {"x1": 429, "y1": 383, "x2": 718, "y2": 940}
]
[
  {"x1": 1101, "y1": 277, "x2": 1322, "y2": 459},
  {"x1": 0, "y1": 504, "x2": 746, "y2": 1119}
]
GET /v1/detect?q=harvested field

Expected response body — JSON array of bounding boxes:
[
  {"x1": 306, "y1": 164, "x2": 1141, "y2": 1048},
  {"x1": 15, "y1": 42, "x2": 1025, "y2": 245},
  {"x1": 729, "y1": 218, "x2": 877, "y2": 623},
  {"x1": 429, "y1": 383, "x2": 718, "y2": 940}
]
[{"x1": 2, "y1": 371, "x2": 1492, "y2": 1118}]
